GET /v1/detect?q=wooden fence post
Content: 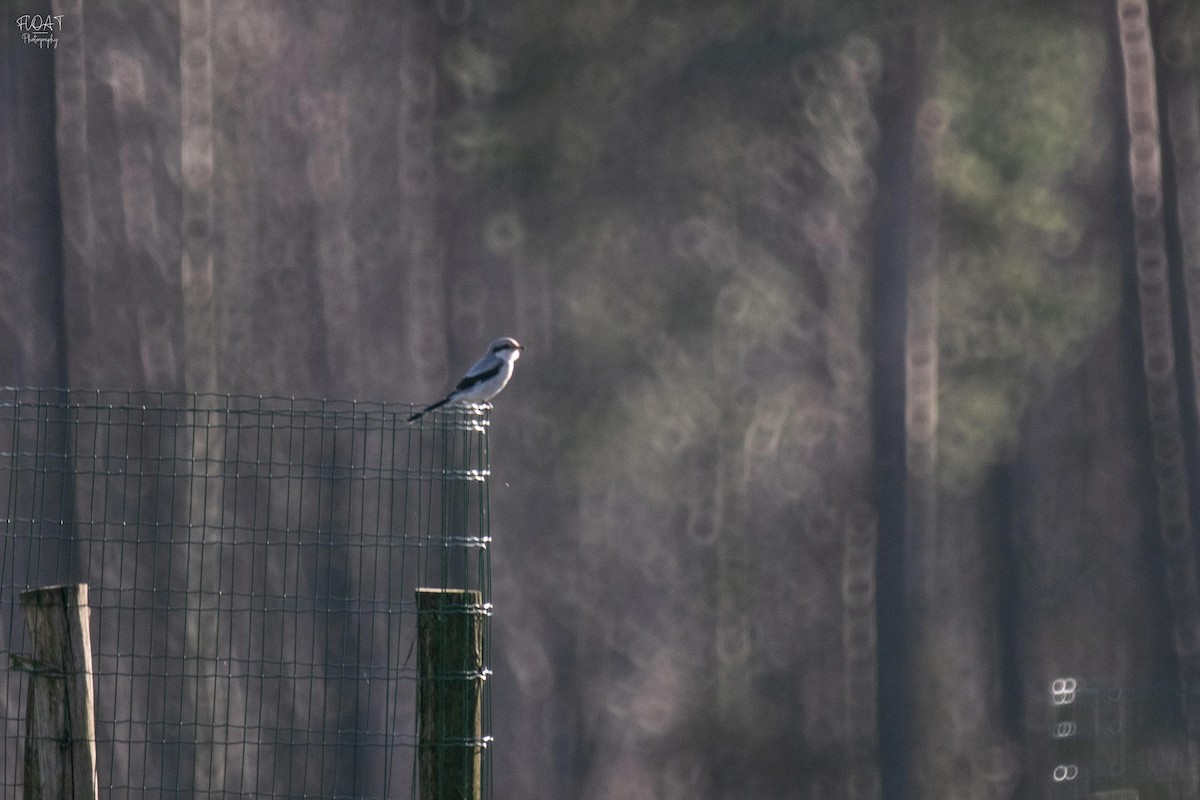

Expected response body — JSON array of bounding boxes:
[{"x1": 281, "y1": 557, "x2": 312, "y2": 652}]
[
  {"x1": 417, "y1": 588, "x2": 485, "y2": 800},
  {"x1": 14, "y1": 584, "x2": 99, "y2": 800}
]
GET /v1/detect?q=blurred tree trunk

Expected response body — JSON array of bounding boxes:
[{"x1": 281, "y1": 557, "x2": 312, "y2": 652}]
[
  {"x1": 1118, "y1": 0, "x2": 1200, "y2": 782},
  {"x1": 823, "y1": 36, "x2": 885, "y2": 800},
  {"x1": 1157, "y1": 1, "x2": 1200, "y2": 785},
  {"x1": 0, "y1": 5, "x2": 70, "y2": 784},
  {"x1": 1159, "y1": 1, "x2": 1200, "y2": 532},
  {"x1": 397, "y1": 0, "x2": 450, "y2": 400},
  {"x1": 0, "y1": 0, "x2": 66, "y2": 387},
  {"x1": 177, "y1": 2, "x2": 238, "y2": 796},
  {"x1": 871, "y1": 27, "x2": 920, "y2": 800},
  {"x1": 901, "y1": 19, "x2": 948, "y2": 799}
]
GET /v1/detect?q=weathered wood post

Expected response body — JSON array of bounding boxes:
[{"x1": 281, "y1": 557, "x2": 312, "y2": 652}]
[
  {"x1": 14, "y1": 584, "x2": 99, "y2": 800},
  {"x1": 417, "y1": 588, "x2": 485, "y2": 800}
]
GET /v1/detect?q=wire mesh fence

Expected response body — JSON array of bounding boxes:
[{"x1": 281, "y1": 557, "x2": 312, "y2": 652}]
[{"x1": 0, "y1": 387, "x2": 492, "y2": 800}]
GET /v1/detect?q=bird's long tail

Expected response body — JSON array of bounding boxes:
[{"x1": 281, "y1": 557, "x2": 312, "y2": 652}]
[{"x1": 407, "y1": 396, "x2": 449, "y2": 422}]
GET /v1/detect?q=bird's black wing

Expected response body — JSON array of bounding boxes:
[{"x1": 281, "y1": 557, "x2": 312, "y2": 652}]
[{"x1": 452, "y1": 361, "x2": 503, "y2": 392}]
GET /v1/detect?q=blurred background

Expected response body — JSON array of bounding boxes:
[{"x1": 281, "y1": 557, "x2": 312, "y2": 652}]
[{"x1": 5, "y1": 0, "x2": 1200, "y2": 797}]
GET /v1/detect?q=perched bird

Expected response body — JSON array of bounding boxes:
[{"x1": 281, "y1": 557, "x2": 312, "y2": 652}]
[{"x1": 408, "y1": 337, "x2": 524, "y2": 422}]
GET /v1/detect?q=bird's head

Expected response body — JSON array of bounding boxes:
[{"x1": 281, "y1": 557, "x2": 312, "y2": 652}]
[{"x1": 489, "y1": 337, "x2": 524, "y2": 362}]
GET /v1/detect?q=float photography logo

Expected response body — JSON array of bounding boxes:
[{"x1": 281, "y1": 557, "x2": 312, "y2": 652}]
[{"x1": 16, "y1": 13, "x2": 63, "y2": 49}]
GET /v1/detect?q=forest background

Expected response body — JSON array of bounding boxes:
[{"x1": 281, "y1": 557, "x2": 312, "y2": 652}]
[{"x1": 5, "y1": 1, "x2": 1200, "y2": 798}]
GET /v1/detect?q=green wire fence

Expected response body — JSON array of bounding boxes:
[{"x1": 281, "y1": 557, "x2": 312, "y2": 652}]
[{"x1": 0, "y1": 387, "x2": 492, "y2": 800}]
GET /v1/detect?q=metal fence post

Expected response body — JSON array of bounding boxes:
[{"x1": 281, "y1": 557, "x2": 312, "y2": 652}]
[
  {"x1": 417, "y1": 588, "x2": 484, "y2": 800},
  {"x1": 14, "y1": 584, "x2": 99, "y2": 800}
]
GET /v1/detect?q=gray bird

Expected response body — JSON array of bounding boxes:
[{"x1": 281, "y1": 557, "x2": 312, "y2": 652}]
[{"x1": 408, "y1": 337, "x2": 524, "y2": 422}]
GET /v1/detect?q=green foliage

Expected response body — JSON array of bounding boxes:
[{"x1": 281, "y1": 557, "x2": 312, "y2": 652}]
[{"x1": 934, "y1": 11, "x2": 1122, "y2": 492}]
